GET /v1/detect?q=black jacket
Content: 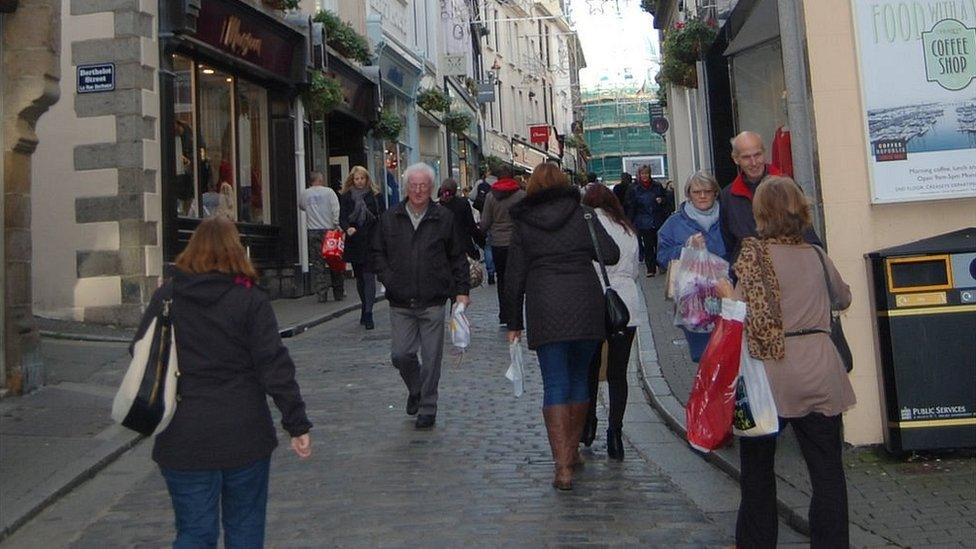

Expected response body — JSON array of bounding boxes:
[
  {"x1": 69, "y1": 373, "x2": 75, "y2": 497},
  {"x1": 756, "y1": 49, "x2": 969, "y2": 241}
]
[
  {"x1": 504, "y1": 186, "x2": 620, "y2": 350},
  {"x1": 338, "y1": 190, "x2": 386, "y2": 268},
  {"x1": 371, "y1": 200, "x2": 471, "y2": 309},
  {"x1": 719, "y1": 167, "x2": 821, "y2": 263},
  {"x1": 439, "y1": 195, "x2": 484, "y2": 258},
  {"x1": 134, "y1": 272, "x2": 311, "y2": 470}
]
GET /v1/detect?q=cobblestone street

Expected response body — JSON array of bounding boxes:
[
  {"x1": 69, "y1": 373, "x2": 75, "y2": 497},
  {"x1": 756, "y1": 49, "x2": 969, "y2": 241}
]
[{"x1": 9, "y1": 288, "x2": 735, "y2": 548}]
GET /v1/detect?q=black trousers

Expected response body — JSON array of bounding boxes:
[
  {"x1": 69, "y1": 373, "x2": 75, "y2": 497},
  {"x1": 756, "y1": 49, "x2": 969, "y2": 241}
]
[
  {"x1": 736, "y1": 413, "x2": 849, "y2": 549},
  {"x1": 636, "y1": 228, "x2": 658, "y2": 273},
  {"x1": 491, "y1": 246, "x2": 509, "y2": 324},
  {"x1": 351, "y1": 262, "x2": 376, "y2": 321},
  {"x1": 586, "y1": 327, "x2": 637, "y2": 431}
]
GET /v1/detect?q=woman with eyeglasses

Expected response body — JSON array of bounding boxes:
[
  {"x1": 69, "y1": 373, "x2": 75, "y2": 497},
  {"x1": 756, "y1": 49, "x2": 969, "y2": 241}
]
[{"x1": 656, "y1": 171, "x2": 729, "y2": 362}]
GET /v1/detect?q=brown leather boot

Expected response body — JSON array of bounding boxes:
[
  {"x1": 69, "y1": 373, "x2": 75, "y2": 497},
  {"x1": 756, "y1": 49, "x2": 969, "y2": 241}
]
[
  {"x1": 542, "y1": 405, "x2": 574, "y2": 490},
  {"x1": 568, "y1": 402, "x2": 591, "y2": 470}
]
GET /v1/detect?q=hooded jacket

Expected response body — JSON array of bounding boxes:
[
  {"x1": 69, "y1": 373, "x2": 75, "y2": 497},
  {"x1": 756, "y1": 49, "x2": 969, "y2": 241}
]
[
  {"x1": 504, "y1": 186, "x2": 620, "y2": 349},
  {"x1": 480, "y1": 178, "x2": 526, "y2": 247},
  {"x1": 719, "y1": 164, "x2": 821, "y2": 263},
  {"x1": 133, "y1": 272, "x2": 311, "y2": 470},
  {"x1": 371, "y1": 200, "x2": 471, "y2": 309}
]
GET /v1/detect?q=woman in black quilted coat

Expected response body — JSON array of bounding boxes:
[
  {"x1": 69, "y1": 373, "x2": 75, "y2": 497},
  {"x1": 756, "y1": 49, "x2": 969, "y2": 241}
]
[{"x1": 504, "y1": 162, "x2": 619, "y2": 490}]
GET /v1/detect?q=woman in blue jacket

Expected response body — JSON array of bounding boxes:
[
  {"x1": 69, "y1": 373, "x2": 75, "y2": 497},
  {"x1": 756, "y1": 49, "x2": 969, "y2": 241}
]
[
  {"x1": 656, "y1": 171, "x2": 728, "y2": 361},
  {"x1": 625, "y1": 166, "x2": 668, "y2": 277}
]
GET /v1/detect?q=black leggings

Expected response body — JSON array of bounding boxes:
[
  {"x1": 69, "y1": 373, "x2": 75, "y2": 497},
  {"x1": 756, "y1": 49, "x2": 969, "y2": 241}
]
[
  {"x1": 586, "y1": 327, "x2": 637, "y2": 431},
  {"x1": 491, "y1": 246, "x2": 509, "y2": 323},
  {"x1": 351, "y1": 262, "x2": 376, "y2": 320},
  {"x1": 636, "y1": 228, "x2": 658, "y2": 273}
]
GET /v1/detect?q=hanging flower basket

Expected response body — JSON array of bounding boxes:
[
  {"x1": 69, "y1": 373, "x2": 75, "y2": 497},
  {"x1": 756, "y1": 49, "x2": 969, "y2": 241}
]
[
  {"x1": 304, "y1": 71, "x2": 344, "y2": 118},
  {"x1": 657, "y1": 17, "x2": 718, "y2": 89},
  {"x1": 417, "y1": 87, "x2": 452, "y2": 113},
  {"x1": 264, "y1": 0, "x2": 300, "y2": 11},
  {"x1": 444, "y1": 110, "x2": 472, "y2": 134},
  {"x1": 313, "y1": 10, "x2": 372, "y2": 65},
  {"x1": 372, "y1": 108, "x2": 403, "y2": 141}
]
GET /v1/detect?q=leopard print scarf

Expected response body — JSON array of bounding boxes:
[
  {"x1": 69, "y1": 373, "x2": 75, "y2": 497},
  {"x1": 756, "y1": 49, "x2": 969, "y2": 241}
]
[{"x1": 733, "y1": 236, "x2": 802, "y2": 360}]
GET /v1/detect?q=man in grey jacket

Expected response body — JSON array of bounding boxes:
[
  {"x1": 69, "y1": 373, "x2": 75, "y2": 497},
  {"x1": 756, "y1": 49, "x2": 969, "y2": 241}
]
[
  {"x1": 479, "y1": 164, "x2": 526, "y2": 326},
  {"x1": 371, "y1": 163, "x2": 471, "y2": 429}
]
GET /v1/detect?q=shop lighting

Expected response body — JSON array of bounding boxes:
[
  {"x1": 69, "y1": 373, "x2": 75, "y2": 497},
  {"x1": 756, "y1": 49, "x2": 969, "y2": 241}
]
[
  {"x1": 226, "y1": 78, "x2": 232, "y2": 82},
  {"x1": 202, "y1": 68, "x2": 215, "y2": 75}
]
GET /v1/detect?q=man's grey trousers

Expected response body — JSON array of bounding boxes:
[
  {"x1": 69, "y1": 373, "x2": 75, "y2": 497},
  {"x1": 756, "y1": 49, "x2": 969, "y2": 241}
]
[{"x1": 389, "y1": 304, "x2": 446, "y2": 416}]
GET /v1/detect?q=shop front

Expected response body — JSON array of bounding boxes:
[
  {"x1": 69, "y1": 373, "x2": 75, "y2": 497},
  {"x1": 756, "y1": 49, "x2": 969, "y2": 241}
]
[
  {"x1": 512, "y1": 137, "x2": 553, "y2": 173},
  {"x1": 446, "y1": 79, "x2": 481, "y2": 191},
  {"x1": 159, "y1": 0, "x2": 308, "y2": 293}
]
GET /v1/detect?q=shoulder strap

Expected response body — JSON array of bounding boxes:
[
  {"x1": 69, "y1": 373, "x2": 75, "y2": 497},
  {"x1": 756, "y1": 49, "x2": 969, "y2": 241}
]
[
  {"x1": 159, "y1": 281, "x2": 175, "y2": 323},
  {"x1": 811, "y1": 245, "x2": 837, "y2": 311},
  {"x1": 583, "y1": 211, "x2": 612, "y2": 288}
]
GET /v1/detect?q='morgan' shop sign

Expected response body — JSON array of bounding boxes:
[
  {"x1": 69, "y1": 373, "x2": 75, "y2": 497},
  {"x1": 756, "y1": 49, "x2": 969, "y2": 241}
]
[{"x1": 852, "y1": 0, "x2": 976, "y2": 203}]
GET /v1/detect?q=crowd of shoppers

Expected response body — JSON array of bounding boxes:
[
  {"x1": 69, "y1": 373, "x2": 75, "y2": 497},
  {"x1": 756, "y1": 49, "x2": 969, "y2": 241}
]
[{"x1": 136, "y1": 139, "x2": 854, "y2": 543}]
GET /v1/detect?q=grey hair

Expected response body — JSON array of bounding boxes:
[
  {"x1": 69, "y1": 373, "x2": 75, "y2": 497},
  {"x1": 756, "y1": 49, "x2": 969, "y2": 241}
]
[
  {"x1": 729, "y1": 131, "x2": 764, "y2": 155},
  {"x1": 402, "y1": 162, "x2": 436, "y2": 187},
  {"x1": 684, "y1": 170, "x2": 720, "y2": 199}
]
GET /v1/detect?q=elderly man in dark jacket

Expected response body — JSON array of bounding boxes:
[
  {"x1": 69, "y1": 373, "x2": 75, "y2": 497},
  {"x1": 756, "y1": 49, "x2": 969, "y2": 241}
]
[
  {"x1": 371, "y1": 162, "x2": 471, "y2": 430},
  {"x1": 720, "y1": 131, "x2": 821, "y2": 263}
]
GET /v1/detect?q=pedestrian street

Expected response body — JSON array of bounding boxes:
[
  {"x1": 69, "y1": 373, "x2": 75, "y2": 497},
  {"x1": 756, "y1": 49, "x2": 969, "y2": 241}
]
[{"x1": 7, "y1": 288, "x2": 742, "y2": 548}]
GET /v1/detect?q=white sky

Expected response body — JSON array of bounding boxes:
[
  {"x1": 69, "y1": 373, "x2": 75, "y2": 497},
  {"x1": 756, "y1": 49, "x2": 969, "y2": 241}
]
[{"x1": 569, "y1": 0, "x2": 660, "y2": 91}]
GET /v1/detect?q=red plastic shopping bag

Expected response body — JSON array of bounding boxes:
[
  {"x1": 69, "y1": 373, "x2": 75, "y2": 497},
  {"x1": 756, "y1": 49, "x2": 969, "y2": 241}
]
[
  {"x1": 686, "y1": 299, "x2": 746, "y2": 452},
  {"x1": 320, "y1": 229, "x2": 346, "y2": 272}
]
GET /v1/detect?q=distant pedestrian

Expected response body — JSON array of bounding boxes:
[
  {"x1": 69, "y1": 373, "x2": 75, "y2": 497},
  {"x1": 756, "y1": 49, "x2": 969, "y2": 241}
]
[
  {"x1": 662, "y1": 179, "x2": 676, "y2": 218},
  {"x1": 626, "y1": 165, "x2": 668, "y2": 277},
  {"x1": 715, "y1": 177, "x2": 854, "y2": 548},
  {"x1": 133, "y1": 216, "x2": 312, "y2": 548},
  {"x1": 471, "y1": 169, "x2": 497, "y2": 284},
  {"x1": 505, "y1": 162, "x2": 620, "y2": 490},
  {"x1": 339, "y1": 166, "x2": 386, "y2": 329},
  {"x1": 580, "y1": 184, "x2": 640, "y2": 461},
  {"x1": 371, "y1": 162, "x2": 471, "y2": 430},
  {"x1": 480, "y1": 164, "x2": 526, "y2": 326},
  {"x1": 300, "y1": 171, "x2": 344, "y2": 302},
  {"x1": 720, "y1": 131, "x2": 821, "y2": 263},
  {"x1": 612, "y1": 171, "x2": 632, "y2": 207},
  {"x1": 438, "y1": 178, "x2": 485, "y2": 259},
  {"x1": 656, "y1": 171, "x2": 728, "y2": 362}
]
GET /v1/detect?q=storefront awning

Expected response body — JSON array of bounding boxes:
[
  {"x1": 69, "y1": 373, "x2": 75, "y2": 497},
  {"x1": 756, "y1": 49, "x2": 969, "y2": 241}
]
[{"x1": 723, "y1": 0, "x2": 779, "y2": 57}]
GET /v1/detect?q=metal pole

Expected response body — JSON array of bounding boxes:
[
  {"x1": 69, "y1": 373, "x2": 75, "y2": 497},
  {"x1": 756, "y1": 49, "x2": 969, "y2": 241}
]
[{"x1": 778, "y1": 0, "x2": 824, "y2": 239}]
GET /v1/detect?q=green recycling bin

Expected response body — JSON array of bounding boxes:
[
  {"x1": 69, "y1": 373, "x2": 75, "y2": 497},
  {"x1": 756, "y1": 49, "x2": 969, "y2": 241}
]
[{"x1": 867, "y1": 227, "x2": 976, "y2": 453}]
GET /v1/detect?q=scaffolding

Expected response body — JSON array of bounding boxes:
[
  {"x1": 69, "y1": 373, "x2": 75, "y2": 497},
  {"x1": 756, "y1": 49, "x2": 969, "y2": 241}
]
[{"x1": 582, "y1": 88, "x2": 666, "y2": 184}]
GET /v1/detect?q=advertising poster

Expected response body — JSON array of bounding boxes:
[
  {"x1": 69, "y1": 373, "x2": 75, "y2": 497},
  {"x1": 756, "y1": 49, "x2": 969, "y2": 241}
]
[{"x1": 852, "y1": 0, "x2": 976, "y2": 203}]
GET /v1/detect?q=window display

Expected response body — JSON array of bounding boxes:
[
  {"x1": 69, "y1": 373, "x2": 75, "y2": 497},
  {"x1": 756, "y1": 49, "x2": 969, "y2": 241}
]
[{"x1": 237, "y1": 80, "x2": 270, "y2": 224}]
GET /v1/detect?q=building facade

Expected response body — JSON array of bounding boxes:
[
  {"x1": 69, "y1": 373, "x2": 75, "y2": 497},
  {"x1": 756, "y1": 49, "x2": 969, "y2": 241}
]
[
  {"x1": 648, "y1": 0, "x2": 976, "y2": 446},
  {"x1": 582, "y1": 88, "x2": 667, "y2": 184}
]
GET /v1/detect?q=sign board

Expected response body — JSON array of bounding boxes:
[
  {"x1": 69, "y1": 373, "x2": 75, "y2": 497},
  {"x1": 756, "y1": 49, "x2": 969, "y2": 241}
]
[
  {"x1": 529, "y1": 124, "x2": 550, "y2": 145},
  {"x1": 194, "y1": 0, "x2": 301, "y2": 81},
  {"x1": 440, "y1": 53, "x2": 469, "y2": 76},
  {"x1": 649, "y1": 103, "x2": 664, "y2": 120},
  {"x1": 852, "y1": 0, "x2": 976, "y2": 203},
  {"x1": 77, "y1": 63, "x2": 115, "y2": 93},
  {"x1": 651, "y1": 117, "x2": 670, "y2": 135},
  {"x1": 476, "y1": 82, "x2": 496, "y2": 103},
  {"x1": 623, "y1": 155, "x2": 667, "y2": 179}
]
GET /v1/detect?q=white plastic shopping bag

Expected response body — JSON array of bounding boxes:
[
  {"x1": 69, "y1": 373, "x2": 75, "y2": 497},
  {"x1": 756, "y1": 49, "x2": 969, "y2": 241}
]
[
  {"x1": 505, "y1": 340, "x2": 525, "y2": 397},
  {"x1": 732, "y1": 333, "x2": 780, "y2": 437},
  {"x1": 450, "y1": 302, "x2": 471, "y2": 350}
]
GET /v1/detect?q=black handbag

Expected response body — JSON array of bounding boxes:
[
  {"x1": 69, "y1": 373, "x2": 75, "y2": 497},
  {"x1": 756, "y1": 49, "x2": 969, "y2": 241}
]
[
  {"x1": 583, "y1": 211, "x2": 630, "y2": 336},
  {"x1": 812, "y1": 246, "x2": 854, "y2": 372}
]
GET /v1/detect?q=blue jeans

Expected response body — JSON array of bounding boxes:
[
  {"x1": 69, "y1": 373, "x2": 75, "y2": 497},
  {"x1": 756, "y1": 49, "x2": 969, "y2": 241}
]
[
  {"x1": 683, "y1": 328, "x2": 712, "y2": 363},
  {"x1": 483, "y1": 233, "x2": 495, "y2": 276},
  {"x1": 161, "y1": 458, "x2": 270, "y2": 549},
  {"x1": 535, "y1": 340, "x2": 600, "y2": 406}
]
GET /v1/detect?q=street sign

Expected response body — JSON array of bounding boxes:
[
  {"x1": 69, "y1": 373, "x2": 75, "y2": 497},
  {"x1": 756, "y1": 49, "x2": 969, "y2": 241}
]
[
  {"x1": 649, "y1": 103, "x2": 664, "y2": 120},
  {"x1": 476, "y1": 82, "x2": 496, "y2": 103},
  {"x1": 651, "y1": 117, "x2": 670, "y2": 135},
  {"x1": 440, "y1": 54, "x2": 469, "y2": 77},
  {"x1": 77, "y1": 63, "x2": 115, "y2": 94}
]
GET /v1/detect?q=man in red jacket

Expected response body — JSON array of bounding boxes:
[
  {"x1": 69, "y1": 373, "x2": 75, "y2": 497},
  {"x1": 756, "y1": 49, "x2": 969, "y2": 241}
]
[{"x1": 719, "y1": 131, "x2": 820, "y2": 263}]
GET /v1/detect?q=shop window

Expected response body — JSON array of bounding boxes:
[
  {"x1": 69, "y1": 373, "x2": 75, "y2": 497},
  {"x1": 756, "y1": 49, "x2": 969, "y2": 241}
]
[
  {"x1": 196, "y1": 64, "x2": 236, "y2": 220},
  {"x1": 731, "y1": 40, "x2": 788, "y2": 150},
  {"x1": 169, "y1": 56, "x2": 274, "y2": 225},
  {"x1": 237, "y1": 80, "x2": 270, "y2": 224}
]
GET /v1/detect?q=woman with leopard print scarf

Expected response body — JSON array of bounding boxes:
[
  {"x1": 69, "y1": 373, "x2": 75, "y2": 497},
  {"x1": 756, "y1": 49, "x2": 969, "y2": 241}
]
[{"x1": 716, "y1": 176, "x2": 855, "y2": 549}]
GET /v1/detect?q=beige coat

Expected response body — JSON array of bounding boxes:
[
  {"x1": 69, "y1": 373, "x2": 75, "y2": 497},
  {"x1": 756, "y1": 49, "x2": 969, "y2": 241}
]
[{"x1": 734, "y1": 243, "x2": 856, "y2": 418}]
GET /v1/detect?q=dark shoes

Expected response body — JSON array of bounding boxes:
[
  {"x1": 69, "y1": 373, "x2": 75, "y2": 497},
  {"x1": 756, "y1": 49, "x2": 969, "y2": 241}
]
[
  {"x1": 607, "y1": 428, "x2": 624, "y2": 461},
  {"x1": 365, "y1": 318, "x2": 375, "y2": 330},
  {"x1": 487, "y1": 274, "x2": 496, "y2": 285},
  {"x1": 415, "y1": 414, "x2": 436, "y2": 429},
  {"x1": 580, "y1": 413, "x2": 597, "y2": 447},
  {"x1": 406, "y1": 393, "x2": 420, "y2": 416}
]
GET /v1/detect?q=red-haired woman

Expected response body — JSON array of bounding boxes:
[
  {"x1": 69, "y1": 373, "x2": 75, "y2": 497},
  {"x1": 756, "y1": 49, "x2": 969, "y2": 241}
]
[
  {"x1": 581, "y1": 184, "x2": 641, "y2": 460},
  {"x1": 133, "y1": 216, "x2": 312, "y2": 547}
]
